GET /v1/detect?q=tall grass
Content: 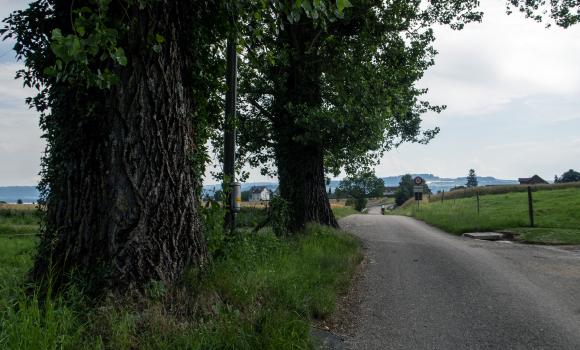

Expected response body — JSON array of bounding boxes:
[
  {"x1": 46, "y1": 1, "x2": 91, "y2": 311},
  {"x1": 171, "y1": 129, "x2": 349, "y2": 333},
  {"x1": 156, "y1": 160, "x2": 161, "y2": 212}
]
[
  {"x1": 0, "y1": 225, "x2": 362, "y2": 349},
  {"x1": 0, "y1": 206, "x2": 40, "y2": 235}
]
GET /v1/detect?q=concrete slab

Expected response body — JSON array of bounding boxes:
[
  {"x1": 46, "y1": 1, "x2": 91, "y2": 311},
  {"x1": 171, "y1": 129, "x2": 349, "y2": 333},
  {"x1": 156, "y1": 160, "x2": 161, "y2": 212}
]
[{"x1": 463, "y1": 232, "x2": 505, "y2": 241}]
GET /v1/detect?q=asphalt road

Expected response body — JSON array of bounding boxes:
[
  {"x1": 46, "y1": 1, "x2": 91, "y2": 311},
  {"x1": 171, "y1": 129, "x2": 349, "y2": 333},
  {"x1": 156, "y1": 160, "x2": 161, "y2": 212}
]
[{"x1": 340, "y1": 213, "x2": 580, "y2": 350}]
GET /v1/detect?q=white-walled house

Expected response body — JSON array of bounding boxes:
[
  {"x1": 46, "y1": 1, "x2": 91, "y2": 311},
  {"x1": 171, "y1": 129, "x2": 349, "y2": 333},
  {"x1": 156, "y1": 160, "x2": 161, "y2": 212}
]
[{"x1": 250, "y1": 186, "x2": 271, "y2": 202}]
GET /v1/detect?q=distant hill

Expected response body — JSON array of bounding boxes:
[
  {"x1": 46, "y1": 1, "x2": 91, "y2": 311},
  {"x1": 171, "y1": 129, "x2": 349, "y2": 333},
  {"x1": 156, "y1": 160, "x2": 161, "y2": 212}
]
[
  {"x1": 204, "y1": 174, "x2": 518, "y2": 196},
  {"x1": 0, "y1": 186, "x2": 39, "y2": 204},
  {"x1": 3, "y1": 174, "x2": 518, "y2": 202},
  {"x1": 380, "y1": 174, "x2": 518, "y2": 193}
]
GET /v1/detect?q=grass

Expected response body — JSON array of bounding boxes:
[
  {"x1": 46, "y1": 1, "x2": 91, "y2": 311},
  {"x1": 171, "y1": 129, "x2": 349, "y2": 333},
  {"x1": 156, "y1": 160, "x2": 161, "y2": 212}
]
[
  {"x1": 0, "y1": 222, "x2": 362, "y2": 349},
  {"x1": 0, "y1": 205, "x2": 41, "y2": 236},
  {"x1": 332, "y1": 206, "x2": 360, "y2": 219},
  {"x1": 396, "y1": 187, "x2": 580, "y2": 245},
  {"x1": 236, "y1": 207, "x2": 269, "y2": 228}
]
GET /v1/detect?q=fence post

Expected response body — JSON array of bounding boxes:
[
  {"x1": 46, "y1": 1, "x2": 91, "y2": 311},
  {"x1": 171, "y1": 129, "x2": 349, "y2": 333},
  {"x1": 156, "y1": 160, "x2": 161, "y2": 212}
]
[
  {"x1": 476, "y1": 191, "x2": 480, "y2": 215},
  {"x1": 527, "y1": 186, "x2": 534, "y2": 227},
  {"x1": 442, "y1": 190, "x2": 445, "y2": 203}
]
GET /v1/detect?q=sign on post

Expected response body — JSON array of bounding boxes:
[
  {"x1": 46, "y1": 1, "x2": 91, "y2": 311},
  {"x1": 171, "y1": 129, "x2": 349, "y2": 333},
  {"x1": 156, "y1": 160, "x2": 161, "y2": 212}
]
[{"x1": 413, "y1": 177, "x2": 424, "y2": 202}]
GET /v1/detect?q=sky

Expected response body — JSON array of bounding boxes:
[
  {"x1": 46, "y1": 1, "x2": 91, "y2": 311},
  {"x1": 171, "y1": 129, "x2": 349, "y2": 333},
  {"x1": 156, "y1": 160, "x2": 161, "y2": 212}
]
[{"x1": 0, "y1": 1, "x2": 579, "y2": 186}]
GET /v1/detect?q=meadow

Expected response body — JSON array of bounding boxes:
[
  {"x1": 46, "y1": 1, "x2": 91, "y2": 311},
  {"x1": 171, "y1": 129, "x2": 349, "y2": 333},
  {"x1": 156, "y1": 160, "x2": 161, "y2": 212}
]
[
  {"x1": 396, "y1": 186, "x2": 580, "y2": 245},
  {"x1": 0, "y1": 206, "x2": 362, "y2": 349}
]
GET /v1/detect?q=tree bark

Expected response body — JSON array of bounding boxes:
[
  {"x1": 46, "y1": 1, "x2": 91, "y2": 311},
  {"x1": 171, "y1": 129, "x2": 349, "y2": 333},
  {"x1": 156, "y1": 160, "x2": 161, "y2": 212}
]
[
  {"x1": 271, "y1": 21, "x2": 338, "y2": 232},
  {"x1": 275, "y1": 135, "x2": 338, "y2": 232},
  {"x1": 32, "y1": 2, "x2": 207, "y2": 295}
]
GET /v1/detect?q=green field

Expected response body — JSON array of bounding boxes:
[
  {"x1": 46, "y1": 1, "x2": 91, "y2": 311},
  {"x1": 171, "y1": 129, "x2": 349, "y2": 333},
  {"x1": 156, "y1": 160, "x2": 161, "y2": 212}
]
[
  {"x1": 396, "y1": 187, "x2": 580, "y2": 245},
  {"x1": 0, "y1": 205, "x2": 40, "y2": 236},
  {"x1": 0, "y1": 204, "x2": 362, "y2": 349}
]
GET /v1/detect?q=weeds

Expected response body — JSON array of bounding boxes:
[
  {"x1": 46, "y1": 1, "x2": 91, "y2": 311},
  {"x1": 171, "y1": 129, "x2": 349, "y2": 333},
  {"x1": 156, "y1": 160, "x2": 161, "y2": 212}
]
[{"x1": 0, "y1": 224, "x2": 361, "y2": 349}]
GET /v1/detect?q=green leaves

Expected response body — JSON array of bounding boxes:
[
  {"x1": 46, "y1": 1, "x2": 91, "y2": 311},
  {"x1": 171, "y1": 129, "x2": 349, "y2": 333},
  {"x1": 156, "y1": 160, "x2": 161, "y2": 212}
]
[
  {"x1": 111, "y1": 47, "x2": 127, "y2": 66},
  {"x1": 42, "y1": 2, "x2": 131, "y2": 88},
  {"x1": 336, "y1": 0, "x2": 352, "y2": 13}
]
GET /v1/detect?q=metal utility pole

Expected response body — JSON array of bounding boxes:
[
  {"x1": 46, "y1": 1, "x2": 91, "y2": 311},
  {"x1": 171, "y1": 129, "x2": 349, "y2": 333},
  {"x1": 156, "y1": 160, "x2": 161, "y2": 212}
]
[{"x1": 224, "y1": 33, "x2": 238, "y2": 232}]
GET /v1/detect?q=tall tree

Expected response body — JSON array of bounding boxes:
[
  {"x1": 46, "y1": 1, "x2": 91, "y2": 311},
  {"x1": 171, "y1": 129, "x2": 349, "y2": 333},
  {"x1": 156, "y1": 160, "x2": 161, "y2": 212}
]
[
  {"x1": 237, "y1": 0, "x2": 482, "y2": 232},
  {"x1": 555, "y1": 169, "x2": 580, "y2": 183},
  {"x1": 395, "y1": 174, "x2": 414, "y2": 207},
  {"x1": 2, "y1": 0, "x2": 226, "y2": 295},
  {"x1": 466, "y1": 169, "x2": 478, "y2": 187},
  {"x1": 338, "y1": 171, "x2": 385, "y2": 211}
]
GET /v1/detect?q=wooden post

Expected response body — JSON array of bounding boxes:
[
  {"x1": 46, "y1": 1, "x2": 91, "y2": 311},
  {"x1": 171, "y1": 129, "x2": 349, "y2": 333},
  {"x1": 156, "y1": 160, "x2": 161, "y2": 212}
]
[
  {"x1": 528, "y1": 186, "x2": 534, "y2": 227},
  {"x1": 442, "y1": 190, "x2": 445, "y2": 203},
  {"x1": 476, "y1": 191, "x2": 480, "y2": 215}
]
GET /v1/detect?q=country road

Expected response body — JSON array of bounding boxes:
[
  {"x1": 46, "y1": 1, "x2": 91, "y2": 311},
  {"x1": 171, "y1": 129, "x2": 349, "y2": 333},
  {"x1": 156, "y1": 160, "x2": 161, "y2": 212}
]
[{"x1": 339, "y1": 214, "x2": 580, "y2": 350}]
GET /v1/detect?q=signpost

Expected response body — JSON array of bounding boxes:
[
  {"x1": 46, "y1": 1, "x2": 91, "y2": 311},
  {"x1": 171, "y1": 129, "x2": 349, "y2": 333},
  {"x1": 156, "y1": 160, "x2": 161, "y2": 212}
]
[{"x1": 413, "y1": 177, "x2": 424, "y2": 208}]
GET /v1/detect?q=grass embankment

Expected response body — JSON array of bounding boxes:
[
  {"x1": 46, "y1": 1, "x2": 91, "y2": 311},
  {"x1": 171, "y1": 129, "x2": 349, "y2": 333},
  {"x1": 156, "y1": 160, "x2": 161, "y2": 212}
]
[
  {"x1": 332, "y1": 206, "x2": 359, "y2": 219},
  {"x1": 0, "y1": 205, "x2": 362, "y2": 349},
  {"x1": 396, "y1": 186, "x2": 580, "y2": 245}
]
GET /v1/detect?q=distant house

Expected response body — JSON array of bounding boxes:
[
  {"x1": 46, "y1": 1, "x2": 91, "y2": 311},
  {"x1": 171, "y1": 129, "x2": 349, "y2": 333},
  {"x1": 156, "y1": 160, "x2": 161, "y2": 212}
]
[
  {"x1": 383, "y1": 186, "x2": 398, "y2": 197},
  {"x1": 250, "y1": 186, "x2": 272, "y2": 202},
  {"x1": 518, "y1": 175, "x2": 548, "y2": 185}
]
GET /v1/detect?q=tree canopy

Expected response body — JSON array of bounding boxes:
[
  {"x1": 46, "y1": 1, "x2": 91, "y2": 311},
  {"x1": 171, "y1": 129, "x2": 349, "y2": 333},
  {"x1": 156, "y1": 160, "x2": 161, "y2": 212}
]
[
  {"x1": 506, "y1": 0, "x2": 580, "y2": 28},
  {"x1": 555, "y1": 169, "x2": 580, "y2": 183}
]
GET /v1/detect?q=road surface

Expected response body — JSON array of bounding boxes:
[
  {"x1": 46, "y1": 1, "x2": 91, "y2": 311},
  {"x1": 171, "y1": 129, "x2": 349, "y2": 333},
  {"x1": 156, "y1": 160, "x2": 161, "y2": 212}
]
[{"x1": 340, "y1": 213, "x2": 580, "y2": 350}]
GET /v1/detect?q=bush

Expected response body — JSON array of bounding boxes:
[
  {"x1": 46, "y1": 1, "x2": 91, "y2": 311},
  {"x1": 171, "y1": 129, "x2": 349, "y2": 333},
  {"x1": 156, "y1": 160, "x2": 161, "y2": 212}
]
[
  {"x1": 354, "y1": 197, "x2": 367, "y2": 212},
  {"x1": 236, "y1": 207, "x2": 268, "y2": 228}
]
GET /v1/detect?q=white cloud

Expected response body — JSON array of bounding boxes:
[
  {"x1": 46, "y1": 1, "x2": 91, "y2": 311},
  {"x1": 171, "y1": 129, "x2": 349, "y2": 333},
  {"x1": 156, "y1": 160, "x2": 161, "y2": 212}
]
[
  {"x1": 420, "y1": 1, "x2": 580, "y2": 118},
  {"x1": 0, "y1": 62, "x2": 44, "y2": 185}
]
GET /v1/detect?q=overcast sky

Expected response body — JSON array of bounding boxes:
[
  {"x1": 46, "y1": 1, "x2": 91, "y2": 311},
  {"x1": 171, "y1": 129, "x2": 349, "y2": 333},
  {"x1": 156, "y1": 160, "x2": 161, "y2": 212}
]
[{"x1": 0, "y1": 1, "x2": 579, "y2": 186}]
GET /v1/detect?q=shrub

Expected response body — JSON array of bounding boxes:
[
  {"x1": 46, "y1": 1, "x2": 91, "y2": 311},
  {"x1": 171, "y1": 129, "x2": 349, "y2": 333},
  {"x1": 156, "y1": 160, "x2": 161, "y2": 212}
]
[{"x1": 354, "y1": 197, "x2": 367, "y2": 212}]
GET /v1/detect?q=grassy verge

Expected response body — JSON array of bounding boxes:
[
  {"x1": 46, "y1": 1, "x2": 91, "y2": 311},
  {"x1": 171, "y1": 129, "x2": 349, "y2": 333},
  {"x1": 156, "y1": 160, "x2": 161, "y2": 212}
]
[
  {"x1": 0, "y1": 205, "x2": 41, "y2": 236},
  {"x1": 395, "y1": 187, "x2": 580, "y2": 245},
  {"x1": 332, "y1": 206, "x2": 359, "y2": 219},
  {"x1": 1, "y1": 224, "x2": 362, "y2": 349}
]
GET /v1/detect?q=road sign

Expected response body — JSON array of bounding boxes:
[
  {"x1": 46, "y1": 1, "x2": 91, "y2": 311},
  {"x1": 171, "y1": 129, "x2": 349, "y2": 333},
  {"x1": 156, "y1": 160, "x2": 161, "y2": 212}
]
[
  {"x1": 414, "y1": 176, "x2": 424, "y2": 185},
  {"x1": 414, "y1": 192, "x2": 423, "y2": 201},
  {"x1": 413, "y1": 186, "x2": 424, "y2": 193}
]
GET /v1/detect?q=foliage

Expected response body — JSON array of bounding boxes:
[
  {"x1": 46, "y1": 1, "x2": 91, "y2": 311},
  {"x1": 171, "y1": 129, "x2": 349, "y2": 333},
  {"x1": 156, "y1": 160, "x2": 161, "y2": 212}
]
[
  {"x1": 241, "y1": 190, "x2": 251, "y2": 202},
  {"x1": 270, "y1": 196, "x2": 291, "y2": 236},
  {"x1": 396, "y1": 187, "x2": 580, "y2": 244},
  {"x1": 395, "y1": 174, "x2": 414, "y2": 206},
  {"x1": 236, "y1": 206, "x2": 269, "y2": 228},
  {"x1": 201, "y1": 200, "x2": 227, "y2": 256},
  {"x1": 506, "y1": 0, "x2": 580, "y2": 28},
  {"x1": 0, "y1": 225, "x2": 361, "y2": 349},
  {"x1": 338, "y1": 171, "x2": 383, "y2": 211},
  {"x1": 236, "y1": 1, "x2": 483, "y2": 177},
  {"x1": 554, "y1": 169, "x2": 580, "y2": 183},
  {"x1": 466, "y1": 169, "x2": 478, "y2": 187}
]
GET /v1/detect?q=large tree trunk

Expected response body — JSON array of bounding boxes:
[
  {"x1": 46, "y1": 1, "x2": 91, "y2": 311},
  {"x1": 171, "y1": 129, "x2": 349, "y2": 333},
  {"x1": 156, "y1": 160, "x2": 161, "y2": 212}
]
[
  {"x1": 275, "y1": 134, "x2": 338, "y2": 232},
  {"x1": 32, "y1": 2, "x2": 206, "y2": 295},
  {"x1": 272, "y1": 21, "x2": 338, "y2": 232}
]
